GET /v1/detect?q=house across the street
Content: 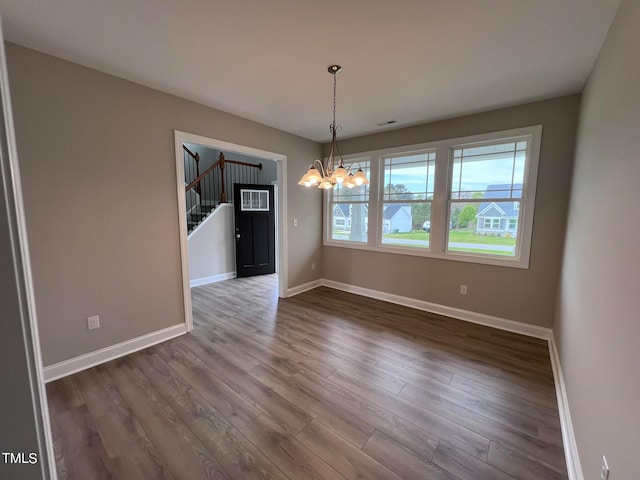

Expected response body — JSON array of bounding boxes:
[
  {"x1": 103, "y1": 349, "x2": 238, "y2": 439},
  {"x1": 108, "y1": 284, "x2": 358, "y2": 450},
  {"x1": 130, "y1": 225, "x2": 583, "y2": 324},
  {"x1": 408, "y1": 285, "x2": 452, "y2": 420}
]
[
  {"x1": 476, "y1": 184, "x2": 521, "y2": 237},
  {"x1": 382, "y1": 204, "x2": 412, "y2": 233}
]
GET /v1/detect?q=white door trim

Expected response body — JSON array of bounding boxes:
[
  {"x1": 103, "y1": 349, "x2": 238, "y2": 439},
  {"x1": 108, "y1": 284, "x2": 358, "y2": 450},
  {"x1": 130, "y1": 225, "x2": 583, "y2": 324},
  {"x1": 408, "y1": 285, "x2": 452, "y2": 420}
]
[
  {"x1": 174, "y1": 131, "x2": 288, "y2": 331},
  {"x1": 0, "y1": 27, "x2": 57, "y2": 478}
]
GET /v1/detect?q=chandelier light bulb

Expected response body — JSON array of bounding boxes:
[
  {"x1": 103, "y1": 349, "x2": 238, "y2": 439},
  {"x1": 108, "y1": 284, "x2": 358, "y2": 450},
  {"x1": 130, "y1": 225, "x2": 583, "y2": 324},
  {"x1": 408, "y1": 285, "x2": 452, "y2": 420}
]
[
  {"x1": 332, "y1": 165, "x2": 348, "y2": 184},
  {"x1": 343, "y1": 174, "x2": 356, "y2": 188}
]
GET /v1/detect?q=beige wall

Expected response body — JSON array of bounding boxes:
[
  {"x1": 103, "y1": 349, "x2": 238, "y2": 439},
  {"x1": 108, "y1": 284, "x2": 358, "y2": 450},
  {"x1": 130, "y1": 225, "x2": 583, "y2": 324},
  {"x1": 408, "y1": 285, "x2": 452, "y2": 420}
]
[
  {"x1": 323, "y1": 95, "x2": 580, "y2": 327},
  {"x1": 6, "y1": 43, "x2": 323, "y2": 366},
  {"x1": 554, "y1": 0, "x2": 639, "y2": 477}
]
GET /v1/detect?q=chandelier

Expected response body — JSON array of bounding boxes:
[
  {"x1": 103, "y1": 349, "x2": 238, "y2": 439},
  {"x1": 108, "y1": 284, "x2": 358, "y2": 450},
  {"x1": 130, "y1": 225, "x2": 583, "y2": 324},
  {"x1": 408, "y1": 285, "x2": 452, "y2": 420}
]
[{"x1": 298, "y1": 65, "x2": 370, "y2": 190}]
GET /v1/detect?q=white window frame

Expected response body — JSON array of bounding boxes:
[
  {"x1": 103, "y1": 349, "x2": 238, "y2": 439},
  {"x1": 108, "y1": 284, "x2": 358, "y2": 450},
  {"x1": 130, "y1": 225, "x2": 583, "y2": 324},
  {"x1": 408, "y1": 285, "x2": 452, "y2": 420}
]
[
  {"x1": 379, "y1": 149, "x2": 436, "y2": 250},
  {"x1": 240, "y1": 189, "x2": 269, "y2": 211},
  {"x1": 325, "y1": 157, "x2": 372, "y2": 247},
  {"x1": 323, "y1": 125, "x2": 542, "y2": 269}
]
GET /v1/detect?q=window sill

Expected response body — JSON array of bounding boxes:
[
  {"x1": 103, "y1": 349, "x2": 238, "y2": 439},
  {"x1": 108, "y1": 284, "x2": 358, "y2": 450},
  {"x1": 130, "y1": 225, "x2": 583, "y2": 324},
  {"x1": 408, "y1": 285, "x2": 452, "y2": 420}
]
[{"x1": 323, "y1": 239, "x2": 529, "y2": 269}]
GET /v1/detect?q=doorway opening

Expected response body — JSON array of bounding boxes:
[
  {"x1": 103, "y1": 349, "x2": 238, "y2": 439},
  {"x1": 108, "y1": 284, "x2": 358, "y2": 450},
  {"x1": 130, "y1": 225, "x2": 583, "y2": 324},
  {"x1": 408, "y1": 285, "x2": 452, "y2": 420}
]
[{"x1": 175, "y1": 130, "x2": 288, "y2": 331}]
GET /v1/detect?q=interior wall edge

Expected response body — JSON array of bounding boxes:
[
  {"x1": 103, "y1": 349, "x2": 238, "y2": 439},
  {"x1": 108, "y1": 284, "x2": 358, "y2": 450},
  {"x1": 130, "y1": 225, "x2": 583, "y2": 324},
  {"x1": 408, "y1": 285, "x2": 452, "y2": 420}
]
[{"x1": 548, "y1": 333, "x2": 584, "y2": 480}]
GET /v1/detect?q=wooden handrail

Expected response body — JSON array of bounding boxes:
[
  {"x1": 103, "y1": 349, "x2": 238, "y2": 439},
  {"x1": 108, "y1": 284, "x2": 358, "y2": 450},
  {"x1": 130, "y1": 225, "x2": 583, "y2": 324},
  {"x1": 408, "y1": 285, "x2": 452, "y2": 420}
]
[
  {"x1": 185, "y1": 160, "x2": 220, "y2": 192},
  {"x1": 184, "y1": 152, "x2": 263, "y2": 203},
  {"x1": 225, "y1": 159, "x2": 263, "y2": 170},
  {"x1": 183, "y1": 145, "x2": 198, "y2": 161}
]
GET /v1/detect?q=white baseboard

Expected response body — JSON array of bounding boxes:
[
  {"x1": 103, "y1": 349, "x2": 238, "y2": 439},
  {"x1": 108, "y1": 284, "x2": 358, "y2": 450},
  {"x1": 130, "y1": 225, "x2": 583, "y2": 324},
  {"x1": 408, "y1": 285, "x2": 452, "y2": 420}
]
[
  {"x1": 549, "y1": 334, "x2": 583, "y2": 480},
  {"x1": 190, "y1": 271, "x2": 236, "y2": 288},
  {"x1": 43, "y1": 323, "x2": 187, "y2": 382},
  {"x1": 287, "y1": 279, "x2": 322, "y2": 297},
  {"x1": 320, "y1": 279, "x2": 552, "y2": 340}
]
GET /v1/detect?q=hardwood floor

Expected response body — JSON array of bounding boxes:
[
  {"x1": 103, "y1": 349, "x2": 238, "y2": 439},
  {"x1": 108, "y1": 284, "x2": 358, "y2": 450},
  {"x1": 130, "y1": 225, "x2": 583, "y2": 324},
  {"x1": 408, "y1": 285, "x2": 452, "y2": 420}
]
[{"x1": 46, "y1": 274, "x2": 567, "y2": 480}]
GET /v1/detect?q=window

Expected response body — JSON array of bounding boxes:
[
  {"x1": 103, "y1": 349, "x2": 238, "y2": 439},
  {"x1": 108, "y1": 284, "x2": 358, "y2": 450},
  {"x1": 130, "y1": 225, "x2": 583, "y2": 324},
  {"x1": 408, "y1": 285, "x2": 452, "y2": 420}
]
[
  {"x1": 327, "y1": 158, "x2": 370, "y2": 244},
  {"x1": 241, "y1": 189, "x2": 269, "y2": 211},
  {"x1": 381, "y1": 151, "x2": 435, "y2": 249},
  {"x1": 449, "y1": 138, "x2": 529, "y2": 258},
  {"x1": 483, "y1": 218, "x2": 500, "y2": 229},
  {"x1": 324, "y1": 126, "x2": 541, "y2": 268}
]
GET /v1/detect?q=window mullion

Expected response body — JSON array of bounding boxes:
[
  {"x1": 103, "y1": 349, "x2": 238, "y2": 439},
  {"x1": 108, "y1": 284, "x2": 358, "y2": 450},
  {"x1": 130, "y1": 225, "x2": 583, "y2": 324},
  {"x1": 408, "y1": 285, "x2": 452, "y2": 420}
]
[
  {"x1": 367, "y1": 155, "x2": 380, "y2": 247},
  {"x1": 429, "y1": 144, "x2": 449, "y2": 253}
]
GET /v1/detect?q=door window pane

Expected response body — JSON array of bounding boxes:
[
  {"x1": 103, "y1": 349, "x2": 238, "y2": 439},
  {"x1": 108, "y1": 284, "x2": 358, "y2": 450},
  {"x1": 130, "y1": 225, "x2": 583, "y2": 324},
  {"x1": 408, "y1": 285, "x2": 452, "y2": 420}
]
[{"x1": 240, "y1": 189, "x2": 269, "y2": 211}]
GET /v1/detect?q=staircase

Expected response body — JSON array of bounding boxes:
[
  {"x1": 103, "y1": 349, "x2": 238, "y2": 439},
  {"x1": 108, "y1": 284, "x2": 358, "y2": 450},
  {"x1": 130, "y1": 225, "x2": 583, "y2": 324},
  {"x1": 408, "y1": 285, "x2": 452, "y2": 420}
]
[
  {"x1": 183, "y1": 146, "x2": 262, "y2": 234},
  {"x1": 187, "y1": 203, "x2": 216, "y2": 232}
]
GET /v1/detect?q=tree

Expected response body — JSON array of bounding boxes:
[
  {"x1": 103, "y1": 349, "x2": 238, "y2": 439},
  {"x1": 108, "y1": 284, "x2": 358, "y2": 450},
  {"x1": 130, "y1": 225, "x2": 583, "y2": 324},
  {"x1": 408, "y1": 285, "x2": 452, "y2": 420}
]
[
  {"x1": 411, "y1": 203, "x2": 431, "y2": 230},
  {"x1": 385, "y1": 185, "x2": 431, "y2": 230},
  {"x1": 385, "y1": 183, "x2": 414, "y2": 200},
  {"x1": 450, "y1": 205, "x2": 461, "y2": 228},
  {"x1": 458, "y1": 204, "x2": 478, "y2": 228}
]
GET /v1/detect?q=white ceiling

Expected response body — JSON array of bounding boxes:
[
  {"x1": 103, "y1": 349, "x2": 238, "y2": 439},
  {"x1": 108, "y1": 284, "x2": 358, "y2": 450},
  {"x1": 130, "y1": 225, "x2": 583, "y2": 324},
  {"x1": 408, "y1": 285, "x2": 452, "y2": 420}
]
[{"x1": 0, "y1": 0, "x2": 620, "y2": 142}]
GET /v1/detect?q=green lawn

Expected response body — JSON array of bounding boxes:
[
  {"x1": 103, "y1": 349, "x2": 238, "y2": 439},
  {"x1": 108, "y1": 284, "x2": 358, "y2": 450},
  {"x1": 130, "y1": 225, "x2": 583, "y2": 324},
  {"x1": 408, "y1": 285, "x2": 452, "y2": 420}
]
[
  {"x1": 382, "y1": 229, "x2": 516, "y2": 246},
  {"x1": 448, "y1": 230, "x2": 516, "y2": 246}
]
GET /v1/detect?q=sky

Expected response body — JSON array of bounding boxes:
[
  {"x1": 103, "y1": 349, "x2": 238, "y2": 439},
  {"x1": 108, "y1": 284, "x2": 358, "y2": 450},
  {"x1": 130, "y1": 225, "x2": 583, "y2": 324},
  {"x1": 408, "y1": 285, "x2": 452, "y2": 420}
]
[{"x1": 385, "y1": 151, "x2": 525, "y2": 196}]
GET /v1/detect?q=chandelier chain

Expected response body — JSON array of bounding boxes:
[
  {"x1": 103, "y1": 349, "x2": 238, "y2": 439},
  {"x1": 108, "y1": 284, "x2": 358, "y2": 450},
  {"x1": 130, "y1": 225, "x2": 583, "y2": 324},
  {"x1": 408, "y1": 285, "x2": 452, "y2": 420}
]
[{"x1": 332, "y1": 71, "x2": 337, "y2": 132}]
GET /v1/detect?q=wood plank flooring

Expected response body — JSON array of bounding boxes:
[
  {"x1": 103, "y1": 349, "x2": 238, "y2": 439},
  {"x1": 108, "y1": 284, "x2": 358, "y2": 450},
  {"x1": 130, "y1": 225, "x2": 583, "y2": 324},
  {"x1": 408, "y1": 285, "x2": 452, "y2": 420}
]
[{"x1": 46, "y1": 274, "x2": 567, "y2": 480}]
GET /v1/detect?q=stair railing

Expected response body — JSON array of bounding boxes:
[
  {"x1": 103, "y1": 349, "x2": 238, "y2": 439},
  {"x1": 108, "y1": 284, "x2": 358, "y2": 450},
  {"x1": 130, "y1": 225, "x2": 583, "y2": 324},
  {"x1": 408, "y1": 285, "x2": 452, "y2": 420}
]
[
  {"x1": 183, "y1": 145, "x2": 201, "y2": 195},
  {"x1": 184, "y1": 151, "x2": 262, "y2": 232}
]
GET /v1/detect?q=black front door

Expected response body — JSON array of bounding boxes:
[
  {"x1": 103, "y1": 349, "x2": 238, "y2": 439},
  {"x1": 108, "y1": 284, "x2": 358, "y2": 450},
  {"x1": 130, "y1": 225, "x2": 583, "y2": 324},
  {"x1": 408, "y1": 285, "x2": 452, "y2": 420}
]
[{"x1": 233, "y1": 184, "x2": 276, "y2": 277}]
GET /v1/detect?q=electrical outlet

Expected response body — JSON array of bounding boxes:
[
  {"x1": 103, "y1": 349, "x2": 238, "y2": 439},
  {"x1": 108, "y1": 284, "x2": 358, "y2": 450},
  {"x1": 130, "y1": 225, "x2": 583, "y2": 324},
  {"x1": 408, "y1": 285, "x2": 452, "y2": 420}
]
[
  {"x1": 600, "y1": 455, "x2": 609, "y2": 480},
  {"x1": 460, "y1": 285, "x2": 468, "y2": 295},
  {"x1": 293, "y1": 218, "x2": 298, "y2": 227},
  {"x1": 87, "y1": 315, "x2": 100, "y2": 330},
  {"x1": 311, "y1": 262, "x2": 316, "y2": 271}
]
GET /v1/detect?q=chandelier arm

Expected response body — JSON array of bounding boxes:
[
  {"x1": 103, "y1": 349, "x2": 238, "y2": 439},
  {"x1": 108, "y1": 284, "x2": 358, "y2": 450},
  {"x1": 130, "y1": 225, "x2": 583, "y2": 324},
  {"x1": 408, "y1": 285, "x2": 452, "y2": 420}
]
[
  {"x1": 312, "y1": 159, "x2": 328, "y2": 178},
  {"x1": 333, "y1": 133, "x2": 346, "y2": 168},
  {"x1": 327, "y1": 127, "x2": 337, "y2": 174},
  {"x1": 344, "y1": 160, "x2": 361, "y2": 173}
]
